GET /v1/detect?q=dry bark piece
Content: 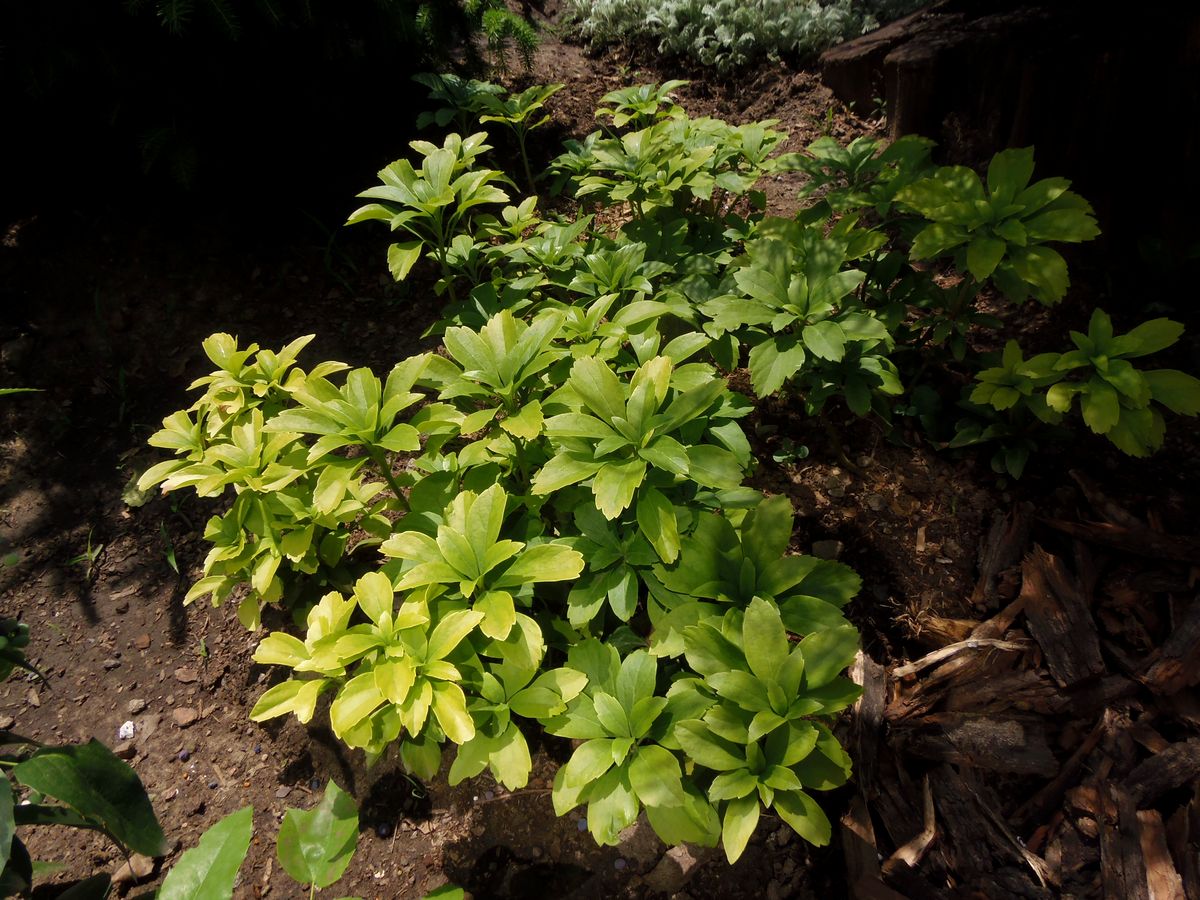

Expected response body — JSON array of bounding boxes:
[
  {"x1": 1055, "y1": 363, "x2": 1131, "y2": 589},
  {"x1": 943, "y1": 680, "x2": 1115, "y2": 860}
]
[
  {"x1": 842, "y1": 792, "x2": 887, "y2": 900},
  {"x1": 882, "y1": 774, "x2": 936, "y2": 877},
  {"x1": 1124, "y1": 739, "x2": 1200, "y2": 807},
  {"x1": 1136, "y1": 810, "x2": 1185, "y2": 900},
  {"x1": 1019, "y1": 546, "x2": 1105, "y2": 688},
  {"x1": 1014, "y1": 713, "x2": 1108, "y2": 832},
  {"x1": 1069, "y1": 470, "x2": 1144, "y2": 529},
  {"x1": 897, "y1": 714, "x2": 1057, "y2": 776},
  {"x1": 1139, "y1": 594, "x2": 1200, "y2": 695},
  {"x1": 972, "y1": 502, "x2": 1033, "y2": 606},
  {"x1": 1042, "y1": 519, "x2": 1200, "y2": 564},
  {"x1": 1099, "y1": 785, "x2": 1150, "y2": 900}
]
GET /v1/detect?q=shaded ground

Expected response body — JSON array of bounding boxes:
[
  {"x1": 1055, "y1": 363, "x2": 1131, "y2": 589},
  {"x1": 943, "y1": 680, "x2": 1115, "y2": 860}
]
[{"x1": 1, "y1": 8, "x2": 1197, "y2": 900}]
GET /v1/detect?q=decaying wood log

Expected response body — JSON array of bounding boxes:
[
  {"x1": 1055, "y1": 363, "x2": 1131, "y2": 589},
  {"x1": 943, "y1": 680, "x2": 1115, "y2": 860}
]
[
  {"x1": 1140, "y1": 595, "x2": 1200, "y2": 696},
  {"x1": 1020, "y1": 546, "x2": 1106, "y2": 688},
  {"x1": 972, "y1": 502, "x2": 1034, "y2": 606},
  {"x1": 1125, "y1": 739, "x2": 1200, "y2": 807},
  {"x1": 896, "y1": 713, "x2": 1057, "y2": 775},
  {"x1": 1136, "y1": 810, "x2": 1186, "y2": 900},
  {"x1": 1042, "y1": 519, "x2": 1200, "y2": 564}
]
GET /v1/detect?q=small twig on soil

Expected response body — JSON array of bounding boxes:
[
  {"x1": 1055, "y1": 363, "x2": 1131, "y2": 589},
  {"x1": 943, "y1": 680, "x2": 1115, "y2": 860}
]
[{"x1": 891, "y1": 637, "x2": 1030, "y2": 679}]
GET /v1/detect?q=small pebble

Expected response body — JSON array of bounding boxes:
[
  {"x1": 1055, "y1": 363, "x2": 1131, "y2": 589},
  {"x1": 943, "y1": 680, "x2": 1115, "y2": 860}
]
[
  {"x1": 102, "y1": 658, "x2": 121, "y2": 671},
  {"x1": 484, "y1": 790, "x2": 495, "y2": 801},
  {"x1": 309, "y1": 778, "x2": 321, "y2": 791},
  {"x1": 127, "y1": 698, "x2": 147, "y2": 715},
  {"x1": 253, "y1": 744, "x2": 261, "y2": 754},
  {"x1": 178, "y1": 750, "x2": 190, "y2": 762},
  {"x1": 207, "y1": 780, "x2": 218, "y2": 790},
  {"x1": 614, "y1": 858, "x2": 627, "y2": 871},
  {"x1": 117, "y1": 720, "x2": 136, "y2": 741},
  {"x1": 576, "y1": 819, "x2": 587, "y2": 832},
  {"x1": 376, "y1": 822, "x2": 394, "y2": 839}
]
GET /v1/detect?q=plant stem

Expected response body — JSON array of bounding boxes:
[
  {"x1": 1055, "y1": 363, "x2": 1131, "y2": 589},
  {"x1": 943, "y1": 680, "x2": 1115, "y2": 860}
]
[
  {"x1": 368, "y1": 448, "x2": 408, "y2": 512},
  {"x1": 517, "y1": 129, "x2": 536, "y2": 196}
]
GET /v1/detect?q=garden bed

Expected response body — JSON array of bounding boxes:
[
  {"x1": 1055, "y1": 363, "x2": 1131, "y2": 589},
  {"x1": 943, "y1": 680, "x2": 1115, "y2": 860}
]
[{"x1": 1, "y1": 9, "x2": 1198, "y2": 900}]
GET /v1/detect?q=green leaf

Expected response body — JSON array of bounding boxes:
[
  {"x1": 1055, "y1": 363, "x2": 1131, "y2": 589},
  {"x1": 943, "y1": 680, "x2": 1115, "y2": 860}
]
[
  {"x1": 13, "y1": 740, "x2": 165, "y2": 856},
  {"x1": 685, "y1": 445, "x2": 743, "y2": 490},
  {"x1": 474, "y1": 590, "x2": 516, "y2": 640},
  {"x1": 1146, "y1": 369, "x2": 1200, "y2": 415},
  {"x1": 586, "y1": 767, "x2": 640, "y2": 846},
  {"x1": 646, "y1": 782, "x2": 721, "y2": 847},
  {"x1": 427, "y1": 610, "x2": 485, "y2": 660},
  {"x1": 637, "y1": 487, "x2": 681, "y2": 564},
  {"x1": 1114, "y1": 319, "x2": 1184, "y2": 358},
  {"x1": 0, "y1": 780, "x2": 12, "y2": 871},
  {"x1": 747, "y1": 337, "x2": 806, "y2": 396},
  {"x1": 157, "y1": 806, "x2": 253, "y2": 900},
  {"x1": 799, "y1": 626, "x2": 859, "y2": 689},
  {"x1": 431, "y1": 681, "x2": 476, "y2": 744},
  {"x1": 387, "y1": 242, "x2": 423, "y2": 281},
  {"x1": 801, "y1": 321, "x2": 846, "y2": 362},
  {"x1": 773, "y1": 789, "x2": 832, "y2": 847},
  {"x1": 628, "y1": 745, "x2": 686, "y2": 808},
  {"x1": 1009, "y1": 245, "x2": 1069, "y2": 304},
  {"x1": 1081, "y1": 380, "x2": 1121, "y2": 434},
  {"x1": 329, "y1": 674, "x2": 385, "y2": 738},
  {"x1": 676, "y1": 721, "x2": 745, "y2": 771},
  {"x1": 742, "y1": 598, "x2": 788, "y2": 682},
  {"x1": 277, "y1": 781, "x2": 359, "y2": 890},
  {"x1": 250, "y1": 679, "x2": 327, "y2": 725},
  {"x1": 495, "y1": 544, "x2": 585, "y2": 587},
  {"x1": 560, "y1": 739, "x2": 617, "y2": 790},
  {"x1": 721, "y1": 794, "x2": 760, "y2": 863},
  {"x1": 489, "y1": 723, "x2": 533, "y2": 791},
  {"x1": 500, "y1": 399, "x2": 544, "y2": 440},
  {"x1": 966, "y1": 236, "x2": 1006, "y2": 281},
  {"x1": 986, "y1": 147, "x2": 1034, "y2": 204},
  {"x1": 592, "y1": 459, "x2": 647, "y2": 519},
  {"x1": 909, "y1": 222, "x2": 967, "y2": 259}
]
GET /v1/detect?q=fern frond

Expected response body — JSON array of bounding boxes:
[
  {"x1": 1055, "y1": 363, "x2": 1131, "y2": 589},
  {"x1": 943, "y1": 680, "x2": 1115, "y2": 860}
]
[
  {"x1": 156, "y1": 0, "x2": 195, "y2": 34},
  {"x1": 205, "y1": 0, "x2": 241, "y2": 38}
]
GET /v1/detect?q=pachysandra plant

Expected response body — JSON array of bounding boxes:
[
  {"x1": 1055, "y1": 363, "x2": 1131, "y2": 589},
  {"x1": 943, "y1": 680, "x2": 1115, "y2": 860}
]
[
  {"x1": 531, "y1": 355, "x2": 749, "y2": 522},
  {"x1": 895, "y1": 146, "x2": 1100, "y2": 304},
  {"x1": 958, "y1": 310, "x2": 1200, "y2": 472},
  {"x1": 347, "y1": 132, "x2": 512, "y2": 298},
  {"x1": 136, "y1": 79, "x2": 1200, "y2": 873},
  {"x1": 380, "y1": 483, "x2": 584, "y2": 639},
  {"x1": 673, "y1": 597, "x2": 860, "y2": 862}
]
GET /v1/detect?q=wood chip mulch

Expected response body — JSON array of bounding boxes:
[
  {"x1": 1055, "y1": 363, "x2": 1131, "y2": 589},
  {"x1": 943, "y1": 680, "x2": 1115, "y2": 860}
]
[{"x1": 842, "y1": 471, "x2": 1200, "y2": 899}]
